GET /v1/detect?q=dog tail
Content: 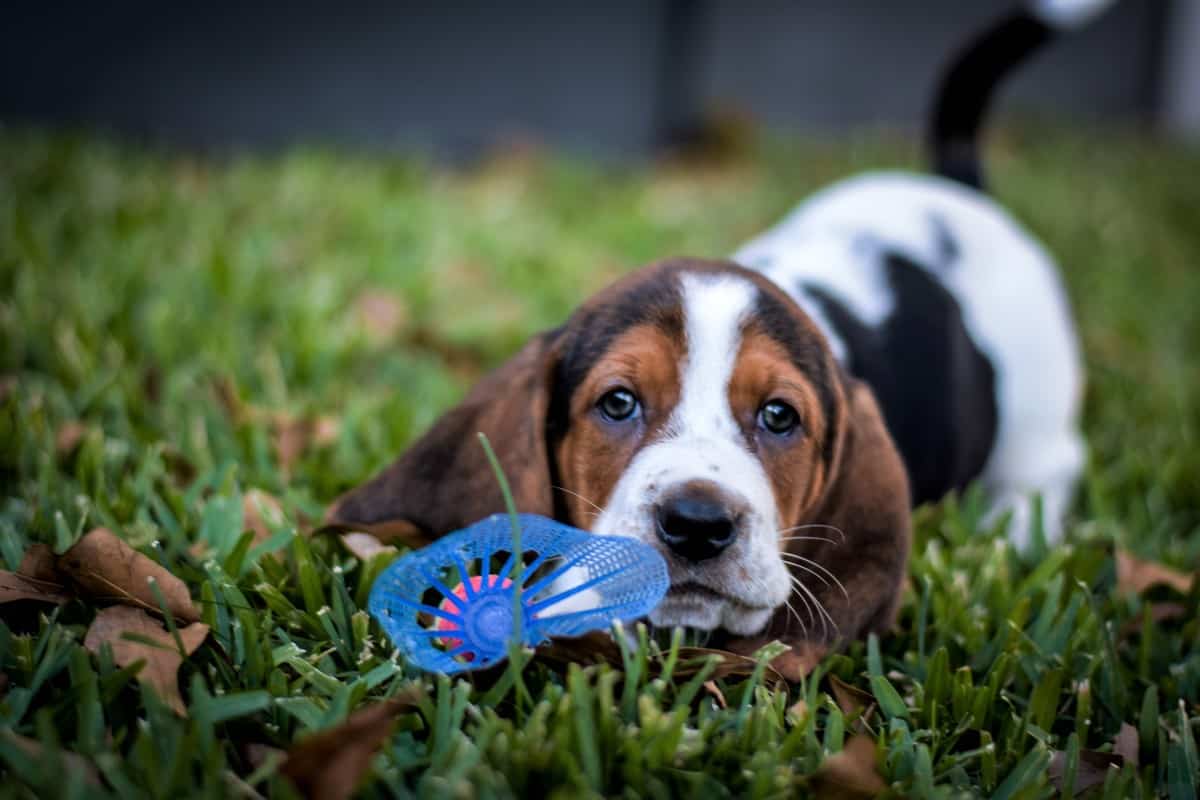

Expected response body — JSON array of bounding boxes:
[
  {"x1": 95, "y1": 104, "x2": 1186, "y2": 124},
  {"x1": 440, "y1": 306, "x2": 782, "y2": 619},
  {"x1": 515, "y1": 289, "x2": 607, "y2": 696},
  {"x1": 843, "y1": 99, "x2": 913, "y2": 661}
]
[{"x1": 928, "y1": 0, "x2": 1116, "y2": 190}]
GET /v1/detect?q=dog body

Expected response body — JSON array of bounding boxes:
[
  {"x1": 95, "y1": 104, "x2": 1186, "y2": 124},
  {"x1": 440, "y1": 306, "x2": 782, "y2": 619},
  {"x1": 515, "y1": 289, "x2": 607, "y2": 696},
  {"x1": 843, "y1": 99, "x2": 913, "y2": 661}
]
[
  {"x1": 736, "y1": 172, "x2": 1085, "y2": 547},
  {"x1": 329, "y1": 1, "x2": 1107, "y2": 676}
]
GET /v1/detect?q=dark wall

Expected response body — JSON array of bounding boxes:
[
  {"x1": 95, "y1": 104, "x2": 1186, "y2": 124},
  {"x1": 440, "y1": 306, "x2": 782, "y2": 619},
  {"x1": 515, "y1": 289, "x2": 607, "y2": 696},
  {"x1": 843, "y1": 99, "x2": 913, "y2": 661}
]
[
  {"x1": 699, "y1": 0, "x2": 1162, "y2": 130},
  {"x1": 0, "y1": 1, "x2": 1164, "y2": 157}
]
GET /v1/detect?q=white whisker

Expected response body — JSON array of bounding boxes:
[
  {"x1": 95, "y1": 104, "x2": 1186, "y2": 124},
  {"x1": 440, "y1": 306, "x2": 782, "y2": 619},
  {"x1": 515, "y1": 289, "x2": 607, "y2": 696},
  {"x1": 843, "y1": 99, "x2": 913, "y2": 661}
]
[
  {"x1": 774, "y1": 523, "x2": 847, "y2": 543},
  {"x1": 552, "y1": 485, "x2": 605, "y2": 514},
  {"x1": 789, "y1": 574, "x2": 838, "y2": 639},
  {"x1": 780, "y1": 554, "x2": 850, "y2": 600}
]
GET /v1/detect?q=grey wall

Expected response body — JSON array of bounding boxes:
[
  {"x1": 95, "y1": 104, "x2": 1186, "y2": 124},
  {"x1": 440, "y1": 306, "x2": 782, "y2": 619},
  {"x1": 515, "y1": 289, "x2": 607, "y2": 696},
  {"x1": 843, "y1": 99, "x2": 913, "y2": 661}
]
[
  {"x1": 699, "y1": 0, "x2": 1163, "y2": 131},
  {"x1": 0, "y1": 1, "x2": 1170, "y2": 157}
]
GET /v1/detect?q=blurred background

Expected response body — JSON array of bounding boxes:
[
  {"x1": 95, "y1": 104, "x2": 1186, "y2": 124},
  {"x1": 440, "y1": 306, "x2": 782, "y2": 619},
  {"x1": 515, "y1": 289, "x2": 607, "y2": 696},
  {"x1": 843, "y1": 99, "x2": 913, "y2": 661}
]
[{"x1": 3, "y1": 0, "x2": 1197, "y2": 157}]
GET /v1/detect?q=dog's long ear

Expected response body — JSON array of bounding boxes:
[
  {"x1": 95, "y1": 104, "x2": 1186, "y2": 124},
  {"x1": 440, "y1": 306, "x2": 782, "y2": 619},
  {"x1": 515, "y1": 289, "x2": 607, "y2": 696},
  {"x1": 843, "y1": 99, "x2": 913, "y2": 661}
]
[
  {"x1": 323, "y1": 330, "x2": 561, "y2": 545},
  {"x1": 728, "y1": 377, "x2": 911, "y2": 681},
  {"x1": 805, "y1": 377, "x2": 912, "y2": 640}
]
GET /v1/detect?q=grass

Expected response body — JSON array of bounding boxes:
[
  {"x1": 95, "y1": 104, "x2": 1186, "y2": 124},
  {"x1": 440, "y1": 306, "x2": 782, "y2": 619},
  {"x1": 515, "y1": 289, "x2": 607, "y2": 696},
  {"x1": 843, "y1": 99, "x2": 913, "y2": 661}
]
[{"x1": 1, "y1": 123, "x2": 1198, "y2": 798}]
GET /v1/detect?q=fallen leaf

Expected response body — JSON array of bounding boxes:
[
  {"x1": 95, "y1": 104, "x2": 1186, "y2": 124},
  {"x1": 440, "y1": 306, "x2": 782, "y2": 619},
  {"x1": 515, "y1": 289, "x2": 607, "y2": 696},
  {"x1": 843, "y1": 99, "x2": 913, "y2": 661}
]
[
  {"x1": 353, "y1": 291, "x2": 409, "y2": 343},
  {"x1": 18, "y1": 543, "x2": 65, "y2": 584},
  {"x1": 1114, "y1": 722, "x2": 1139, "y2": 767},
  {"x1": 828, "y1": 675, "x2": 877, "y2": 730},
  {"x1": 771, "y1": 641, "x2": 829, "y2": 682},
  {"x1": 59, "y1": 528, "x2": 200, "y2": 623},
  {"x1": 787, "y1": 697, "x2": 810, "y2": 725},
  {"x1": 83, "y1": 605, "x2": 208, "y2": 716},
  {"x1": 0, "y1": 375, "x2": 16, "y2": 402},
  {"x1": 274, "y1": 415, "x2": 341, "y2": 475},
  {"x1": 722, "y1": 637, "x2": 824, "y2": 683},
  {"x1": 1048, "y1": 747, "x2": 1123, "y2": 795},
  {"x1": 339, "y1": 533, "x2": 397, "y2": 562},
  {"x1": 1116, "y1": 549, "x2": 1194, "y2": 596},
  {"x1": 243, "y1": 489, "x2": 286, "y2": 546},
  {"x1": 702, "y1": 680, "x2": 728, "y2": 709},
  {"x1": 812, "y1": 734, "x2": 886, "y2": 798},
  {"x1": 674, "y1": 647, "x2": 787, "y2": 688},
  {"x1": 281, "y1": 687, "x2": 424, "y2": 800},
  {"x1": 55, "y1": 421, "x2": 88, "y2": 456},
  {"x1": 0, "y1": 730, "x2": 102, "y2": 787},
  {"x1": 0, "y1": 571, "x2": 70, "y2": 605},
  {"x1": 312, "y1": 416, "x2": 340, "y2": 447},
  {"x1": 314, "y1": 515, "x2": 433, "y2": 550}
]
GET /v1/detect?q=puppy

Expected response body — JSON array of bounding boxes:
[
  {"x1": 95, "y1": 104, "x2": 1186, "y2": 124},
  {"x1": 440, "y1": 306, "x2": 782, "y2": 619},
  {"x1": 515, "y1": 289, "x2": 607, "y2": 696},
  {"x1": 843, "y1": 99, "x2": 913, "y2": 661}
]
[{"x1": 327, "y1": 0, "x2": 1105, "y2": 677}]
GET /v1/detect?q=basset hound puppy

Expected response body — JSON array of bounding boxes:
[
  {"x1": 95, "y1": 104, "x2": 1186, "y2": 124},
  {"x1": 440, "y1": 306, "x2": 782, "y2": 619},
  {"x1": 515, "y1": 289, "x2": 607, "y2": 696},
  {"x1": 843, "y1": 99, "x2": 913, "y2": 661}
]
[{"x1": 327, "y1": 0, "x2": 1106, "y2": 677}]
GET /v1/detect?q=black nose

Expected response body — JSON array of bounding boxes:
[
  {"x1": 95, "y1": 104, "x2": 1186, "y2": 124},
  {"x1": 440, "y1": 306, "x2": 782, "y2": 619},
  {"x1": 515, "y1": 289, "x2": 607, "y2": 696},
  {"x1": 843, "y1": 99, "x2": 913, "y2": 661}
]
[{"x1": 655, "y1": 489, "x2": 738, "y2": 562}]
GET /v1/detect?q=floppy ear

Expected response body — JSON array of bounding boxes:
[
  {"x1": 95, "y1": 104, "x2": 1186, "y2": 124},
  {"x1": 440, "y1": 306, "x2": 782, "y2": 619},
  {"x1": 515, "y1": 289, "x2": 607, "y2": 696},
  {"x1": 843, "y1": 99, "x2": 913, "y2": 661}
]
[
  {"x1": 805, "y1": 377, "x2": 912, "y2": 639},
  {"x1": 323, "y1": 330, "x2": 561, "y2": 545},
  {"x1": 726, "y1": 377, "x2": 911, "y2": 681}
]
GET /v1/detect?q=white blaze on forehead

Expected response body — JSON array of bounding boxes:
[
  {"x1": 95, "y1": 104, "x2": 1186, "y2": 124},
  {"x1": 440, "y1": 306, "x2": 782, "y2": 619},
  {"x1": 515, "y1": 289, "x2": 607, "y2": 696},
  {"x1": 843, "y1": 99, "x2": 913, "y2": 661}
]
[
  {"x1": 591, "y1": 270, "x2": 791, "y2": 636},
  {"x1": 671, "y1": 273, "x2": 757, "y2": 440}
]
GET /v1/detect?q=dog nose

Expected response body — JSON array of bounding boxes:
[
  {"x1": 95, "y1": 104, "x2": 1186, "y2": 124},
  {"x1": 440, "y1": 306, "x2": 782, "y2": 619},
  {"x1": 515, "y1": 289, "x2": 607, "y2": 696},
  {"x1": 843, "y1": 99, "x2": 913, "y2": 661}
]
[{"x1": 655, "y1": 487, "x2": 738, "y2": 562}]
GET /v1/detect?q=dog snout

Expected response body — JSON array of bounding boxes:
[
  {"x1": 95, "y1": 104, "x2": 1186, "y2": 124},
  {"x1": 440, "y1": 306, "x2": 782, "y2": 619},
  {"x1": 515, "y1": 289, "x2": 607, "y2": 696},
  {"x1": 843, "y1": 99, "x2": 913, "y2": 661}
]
[{"x1": 654, "y1": 482, "x2": 744, "y2": 562}]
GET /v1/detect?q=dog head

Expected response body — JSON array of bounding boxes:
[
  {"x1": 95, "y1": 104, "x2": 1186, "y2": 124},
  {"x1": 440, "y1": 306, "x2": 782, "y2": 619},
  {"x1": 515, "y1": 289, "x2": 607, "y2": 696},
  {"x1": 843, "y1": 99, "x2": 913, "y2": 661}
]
[{"x1": 327, "y1": 258, "x2": 909, "y2": 640}]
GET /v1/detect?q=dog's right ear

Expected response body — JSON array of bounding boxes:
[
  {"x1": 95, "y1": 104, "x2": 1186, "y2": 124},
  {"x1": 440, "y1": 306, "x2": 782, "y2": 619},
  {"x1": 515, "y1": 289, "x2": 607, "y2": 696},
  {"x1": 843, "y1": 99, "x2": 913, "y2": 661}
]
[{"x1": 322, "y1": 329, "x2": 562, "y2": 545}]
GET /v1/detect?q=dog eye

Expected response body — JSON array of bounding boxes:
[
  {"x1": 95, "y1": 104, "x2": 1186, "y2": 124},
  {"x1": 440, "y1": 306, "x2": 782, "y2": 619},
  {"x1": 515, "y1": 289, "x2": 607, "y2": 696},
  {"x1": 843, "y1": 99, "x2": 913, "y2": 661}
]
[
  {"x1": 597, "y1": 388, "x2": 640, "y2": 422},
  {"x1": 758, "y1": 400, "x2": 799, "y2": 436}
]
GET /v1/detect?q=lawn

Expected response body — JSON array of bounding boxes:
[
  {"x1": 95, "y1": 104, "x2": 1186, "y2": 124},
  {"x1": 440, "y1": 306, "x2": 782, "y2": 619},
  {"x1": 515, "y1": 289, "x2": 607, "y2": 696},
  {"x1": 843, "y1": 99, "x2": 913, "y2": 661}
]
[{"x1": 1, "y1": 124, "x2": 1198, "y2": 798}]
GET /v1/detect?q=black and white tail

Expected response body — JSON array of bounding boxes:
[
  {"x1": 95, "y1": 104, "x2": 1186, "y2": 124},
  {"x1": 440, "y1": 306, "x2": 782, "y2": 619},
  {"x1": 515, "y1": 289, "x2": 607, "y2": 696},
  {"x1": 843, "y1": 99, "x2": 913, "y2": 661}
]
[{"x1": 928, "y1": 0, "x2": 1116, "y2": 190}]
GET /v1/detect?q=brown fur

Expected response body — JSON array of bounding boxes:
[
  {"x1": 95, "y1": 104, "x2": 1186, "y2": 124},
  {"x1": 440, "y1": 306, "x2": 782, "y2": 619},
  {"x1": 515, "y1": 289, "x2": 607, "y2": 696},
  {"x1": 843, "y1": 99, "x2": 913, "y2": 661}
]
[{"x1": 553, "y1": 323, "x2": 684, "y2": 525}]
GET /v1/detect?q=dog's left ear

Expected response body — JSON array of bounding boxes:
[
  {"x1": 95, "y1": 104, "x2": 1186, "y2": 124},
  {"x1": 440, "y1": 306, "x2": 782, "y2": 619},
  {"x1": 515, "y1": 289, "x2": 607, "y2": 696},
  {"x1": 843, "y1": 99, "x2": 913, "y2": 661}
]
[
  {"x1": 322, "y1": 330, "x2": 562, "y2": 545},
  {"x1": 807, "y1": 376, "x2": 912, "y2": 638}
]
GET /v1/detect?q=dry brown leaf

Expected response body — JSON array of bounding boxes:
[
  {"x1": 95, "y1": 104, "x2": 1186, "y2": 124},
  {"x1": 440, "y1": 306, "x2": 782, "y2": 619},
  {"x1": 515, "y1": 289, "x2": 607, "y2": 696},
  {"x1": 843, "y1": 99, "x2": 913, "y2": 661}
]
[
  {"x1": 1, "y1": 730, "x2": 102, "y2": 787},
  {"x1": 83, "y1": 605, "x2": 208, "y2": 716},
  {"x1": 1116, "y1": 549, "x2": 1195, "y2": 596},
  {"x1": 702, "y1": 680, "x2": 728, "y2": 709},
  {"x1": 722, "y1": 637, "x2": 824, "y2": 683},
  {"x1": 1114, "y1": 722, "x2": 1139, "y2": 767},
  {"x1": 771, "y1": 641, "x2": 829, "y2": 682},
  {"x1": 243, "y1": 488, "x2": 286, "y2": 546},
  {"x1": 60, "y1": 528, "x2": 201, "y2": 623},
  {"x1": 0, "y1": 571, "x2": 71, "y2": 605},
  {"x1": 787, "y1": 697, "x2": 810, "y2": 726},
  {"x1": 829, "y1": 674, "x2": 877, "y2": 729},
  {"x1": 18, "y1": 543, "x2": 65, "y2": 584},
  {"x1": 812, "y1": 734, "x2": 886, "y2": 798},
  {"x1": 675, "y1": 646, "x2": 787, "y2": 687},
  {"x1": 353, "y1": 291, "x2": 409, "y2": 342},
  {"x1": 1048, "y1": 747, "x2": 1123, "y2": 795},
  {"x1": 55, "y1": 421, "x2": 88, "y2": 456},
  {"x1": 340, "y1": 533, "x2": 397, "y2": 562},
  {"x1": 312, "y1": 416, "x2": 340, "y2": 447},
  {"x1": 281, "y1": 687, "x2": 424, "y2": 800},
  {"x1": 273, "y1": 415, "x2": 341, "y2": 475}
]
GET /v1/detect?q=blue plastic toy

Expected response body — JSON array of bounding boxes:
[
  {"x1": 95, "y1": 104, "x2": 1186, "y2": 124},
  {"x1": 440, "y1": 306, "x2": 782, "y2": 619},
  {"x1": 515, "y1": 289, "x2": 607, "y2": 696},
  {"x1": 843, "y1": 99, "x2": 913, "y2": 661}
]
[{"x1": 368, "y1": 513, "x2": 669, "y2": 673}]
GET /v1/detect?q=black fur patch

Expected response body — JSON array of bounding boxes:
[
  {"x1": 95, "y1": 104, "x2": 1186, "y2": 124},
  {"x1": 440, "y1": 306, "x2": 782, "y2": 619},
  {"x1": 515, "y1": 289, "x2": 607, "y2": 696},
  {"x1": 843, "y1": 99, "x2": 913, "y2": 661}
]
[{"x1": 804, "y1": 252, "x2": 997, "y2": 505}]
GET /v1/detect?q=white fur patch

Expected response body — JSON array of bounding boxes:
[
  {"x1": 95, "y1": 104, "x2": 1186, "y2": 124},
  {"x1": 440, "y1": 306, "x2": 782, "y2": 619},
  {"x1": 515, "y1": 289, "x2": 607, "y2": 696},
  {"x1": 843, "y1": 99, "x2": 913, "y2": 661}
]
[
  {"x1": 592, "y1": 272, "x2": 791, "y2": 635},
  {"x1": 736, "y1": 171, "x2": 1086, "y2": 544}
]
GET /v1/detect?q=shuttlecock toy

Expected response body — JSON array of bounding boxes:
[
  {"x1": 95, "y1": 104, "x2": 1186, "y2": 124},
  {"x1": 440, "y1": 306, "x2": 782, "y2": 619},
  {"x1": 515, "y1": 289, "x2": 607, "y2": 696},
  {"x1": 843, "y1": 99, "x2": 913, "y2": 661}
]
[{"x1": 368, "y1": 513, "x2": 669, "y2": 674}]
